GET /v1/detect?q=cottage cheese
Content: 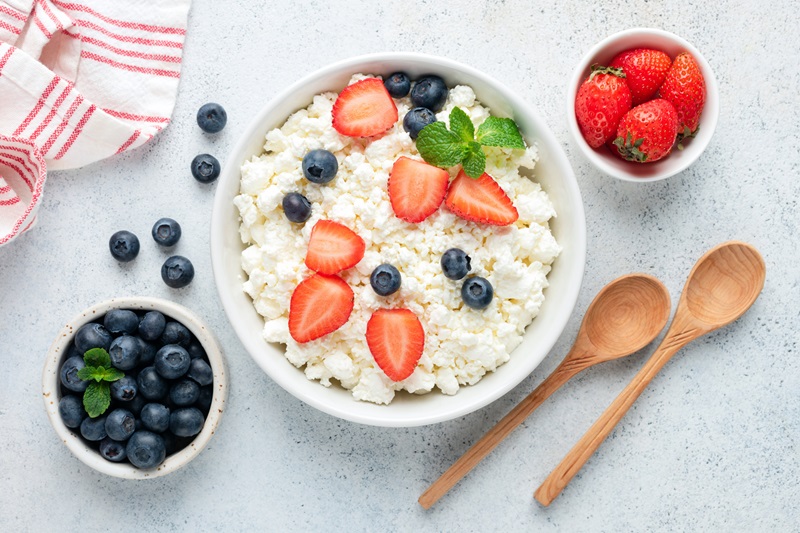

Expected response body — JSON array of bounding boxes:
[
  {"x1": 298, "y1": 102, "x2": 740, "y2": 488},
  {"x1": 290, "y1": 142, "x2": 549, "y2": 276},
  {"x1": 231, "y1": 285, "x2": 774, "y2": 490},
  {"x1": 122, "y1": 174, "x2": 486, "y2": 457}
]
[{"x1": 235, "y1": 75, "x2": 560, "y2": 404}]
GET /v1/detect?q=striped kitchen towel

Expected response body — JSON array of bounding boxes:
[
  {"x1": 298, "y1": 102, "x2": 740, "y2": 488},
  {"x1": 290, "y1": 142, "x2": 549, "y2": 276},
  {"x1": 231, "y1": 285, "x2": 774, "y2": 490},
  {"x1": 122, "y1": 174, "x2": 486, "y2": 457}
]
[{"x1": 0, "y1": 0, "x2": 191, "y2": 246}]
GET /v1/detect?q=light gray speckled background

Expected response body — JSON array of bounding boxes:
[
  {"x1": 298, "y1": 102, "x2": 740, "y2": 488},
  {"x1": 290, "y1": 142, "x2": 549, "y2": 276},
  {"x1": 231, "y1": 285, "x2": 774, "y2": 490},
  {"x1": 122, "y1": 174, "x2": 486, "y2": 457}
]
[{"x1": 1, "y1": 1, "x2": 798, "y2": 531}]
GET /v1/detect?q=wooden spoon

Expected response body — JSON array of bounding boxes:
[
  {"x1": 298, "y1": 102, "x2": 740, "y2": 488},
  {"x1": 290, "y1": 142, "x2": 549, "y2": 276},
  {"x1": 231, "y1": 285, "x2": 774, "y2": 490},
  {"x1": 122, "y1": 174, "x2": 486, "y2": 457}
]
[
  {"x1": 535, "y1": 241, "x2": 766, "y2": 506},
  {"x1": 418, "y1": 273, "x2": 671, "y2": 509}
]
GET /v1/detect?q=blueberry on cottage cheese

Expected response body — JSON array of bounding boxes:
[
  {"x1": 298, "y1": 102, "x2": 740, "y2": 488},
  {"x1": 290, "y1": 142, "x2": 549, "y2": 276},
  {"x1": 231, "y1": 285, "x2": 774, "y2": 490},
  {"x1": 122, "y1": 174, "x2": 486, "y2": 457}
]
[
  {"x1": 370, "y1": 264, "x2": 401, "y2": 296},
  {"x1": 151, "y1": 218, "x2": 182, "y2": 247},
  {"x1": 126, "y1": 431, "x2": 166, "y2": 469},
  {"x1": 137, "y1": 366, "x2": 169, "y2": 400},
  {"x1": 187, "y1": 358, "x2": 213, "y2": 386},
  {"x1": 104, "y1": 408, "x2": 136, "y2": 441},
  {"x1": 160, "y1": 321, "x2": 191, "y2": 347},
  {"x1": 402, "y1": 107, "x2": 437, "y2": 139},
  {"x1": 80, "y1": 415, "x2": 108, "y2": 441},
  {"x1": 384, "y1": 72, "x2": 411, "y2": 98},
  {"x1": 161, "y1": 256, "x2": 194, "y2": 289},
  {"x1": 59, "y1": 394, "x2": 87, "y2": 428},
  {"x1": 110, "y1": 375, "x2": 138, "y2": 402},
  {"x1": 60, "y1": 355, "x2": 89, "y2": 393},
  {"x1": 441, "y1": 248, "x2": 471, "y2": 280},
  {"x1": 282, "y1": 192, "x2": 312, "y2": 223},
  {"x1": 461, "y1": 276, "x2": 494, "y2": 310},
  {"x1": 99, "y1": 437, "x2": 127, "y2": 462},
  {"x1": 154, "y1": 344, "x2": 191, "y2": 379},
  {"x1": 108, "y1": 335, "x2": 141, "y2": 371},
  {"x1": 169, "y1": 407, "x2": 205, "y2": 437},
  {"x1": 302, "y1": 149, "x2": 338, "y2": 184},
  {"x1": 196, "y1": 103, "x2": 227, "y2": 133},
  {"x1": 138, "y1": 311, "x2": 166, "y2": 342},
  {"x1": 109, "y1": 230, "x2": 140, "y2": 262},
  {"x1": 410, "y1": 75, "x2": 448, "y2": 112},
  {"x1": 140, "y1": 403, "x2": 170, "y2": 433},
  {"x1": 74, "y1": 323, "x2": 113, "y2": 354},
  {"x1": 103, "y1": 309, "x2": 139, "y2": 335},
  {"x1": 169, "y1": 379, "x2": 200, "y2": 406},
  {"x1": 191, "y1": 153, "x2": 221, "y2": 183}
]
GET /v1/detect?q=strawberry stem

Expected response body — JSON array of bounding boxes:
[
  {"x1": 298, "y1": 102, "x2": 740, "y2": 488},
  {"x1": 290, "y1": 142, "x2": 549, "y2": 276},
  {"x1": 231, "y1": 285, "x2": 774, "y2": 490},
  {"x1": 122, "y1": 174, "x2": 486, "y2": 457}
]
[
  {"x1": 612, "y1": 132, "x2": 648, "y2": 162},
  {"x1": 588, "y1": 64, "x2": 626, "y2": 82},
  {"x1": 676, "y1": 125, "x2": 699, "y2": 150}
]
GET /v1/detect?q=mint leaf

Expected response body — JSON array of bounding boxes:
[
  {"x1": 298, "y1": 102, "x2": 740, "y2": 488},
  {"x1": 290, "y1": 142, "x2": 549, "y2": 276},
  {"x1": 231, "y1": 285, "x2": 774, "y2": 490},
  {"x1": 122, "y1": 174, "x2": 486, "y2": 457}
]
[
  {"x1": 84, "y1": 348, "x2": 111, "y2": 369},
  {"x1": 77, "y1": 366, "x2": 106, "y2": 383},
  {"x1": 83, "y1": 382, "x2": 111, "y2": 418},
  {"x1": 103, "y1": 367, "x2": 124, "y2": 382},
  {"x1": 462, "y1": 142, "x2": 486, "y2": 178},
  {"x1": 416, "y1": 122, "x2": 467, "y2": 168},
  {"x1": 476, "y1": 116, "x2": 525, "y2": 149},
  {"x1": 449, "y1": 107, "x2": 474, "y2": 143}
]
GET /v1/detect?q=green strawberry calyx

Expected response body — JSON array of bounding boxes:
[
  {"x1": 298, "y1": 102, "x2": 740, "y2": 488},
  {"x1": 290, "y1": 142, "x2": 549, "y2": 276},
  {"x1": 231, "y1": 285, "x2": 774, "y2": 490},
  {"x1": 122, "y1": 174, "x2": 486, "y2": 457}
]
[
  {"x1": 613, "y1": 132, "x2": 647, "y2": 162},
  {"x1": 588, "y1": 64, "x2": 626, "y2": 82},
  {"x1": 676, "y1": 125, "x2": 699, "y2": 150}
]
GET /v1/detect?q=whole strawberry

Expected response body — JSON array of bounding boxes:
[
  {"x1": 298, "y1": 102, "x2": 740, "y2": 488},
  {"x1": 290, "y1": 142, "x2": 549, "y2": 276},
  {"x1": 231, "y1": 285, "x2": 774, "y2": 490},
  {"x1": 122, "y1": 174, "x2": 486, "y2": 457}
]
[
  {"x1": 657, "y1": 52, "x2": 706, "y2": 142},
  {"x1": 575, "y1": 65, "x2": 632, "y2": 148},
  {"x1": 609, "y1": 48, "x2": 672, "y2": 105},
  {"x1": 612, "y1": 99, "x2": 678, "y2": 163}
]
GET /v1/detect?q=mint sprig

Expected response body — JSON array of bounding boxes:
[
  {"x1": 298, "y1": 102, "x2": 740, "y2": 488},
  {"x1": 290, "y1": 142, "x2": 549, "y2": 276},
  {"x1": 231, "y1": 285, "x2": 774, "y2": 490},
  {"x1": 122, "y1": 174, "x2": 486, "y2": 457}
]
[
  {"x1": 416, "y1": 107, "x2": 525, "y2": 178},
  {"x1": 78, "y1": 348, "x2": 123, "y2": 418}
]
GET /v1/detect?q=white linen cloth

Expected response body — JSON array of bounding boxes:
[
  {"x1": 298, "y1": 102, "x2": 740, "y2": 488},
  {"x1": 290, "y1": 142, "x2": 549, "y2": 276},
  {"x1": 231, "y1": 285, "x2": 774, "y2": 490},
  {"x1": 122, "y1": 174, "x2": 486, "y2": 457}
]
[{"x1": 0, "y1": 0, "x2": 191, "y2": 246}]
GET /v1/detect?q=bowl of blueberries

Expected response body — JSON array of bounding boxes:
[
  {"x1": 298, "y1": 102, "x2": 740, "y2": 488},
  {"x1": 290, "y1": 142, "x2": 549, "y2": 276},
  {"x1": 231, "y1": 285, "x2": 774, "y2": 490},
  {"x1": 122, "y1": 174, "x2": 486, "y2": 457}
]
[{"x1": 42, "y1": 297, "x2": 226, "y2": 479}]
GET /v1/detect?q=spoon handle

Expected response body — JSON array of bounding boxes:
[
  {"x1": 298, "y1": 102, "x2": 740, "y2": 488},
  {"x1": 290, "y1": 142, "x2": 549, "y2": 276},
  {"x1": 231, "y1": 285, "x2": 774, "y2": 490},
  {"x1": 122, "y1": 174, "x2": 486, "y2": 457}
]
[
  {"x1": 419, "y1": 351, "x2": 587, "y2": 509},
  {"x1": 534, "y1": 318, "x2": 702, "y2": 506}
]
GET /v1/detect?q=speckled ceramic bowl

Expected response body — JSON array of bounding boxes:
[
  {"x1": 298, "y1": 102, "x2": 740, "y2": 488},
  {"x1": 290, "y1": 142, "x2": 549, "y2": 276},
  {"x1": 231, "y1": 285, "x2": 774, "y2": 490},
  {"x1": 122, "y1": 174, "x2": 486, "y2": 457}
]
[
  {"x1": 212, "y1": 52, "x2": 586, "y2": 427},
  {"x1": 568, "y1": 28, "x2": 719, "y2": 182},
  {"x1": 42, "y1": 297, "x2": 227, "y2": 479}
]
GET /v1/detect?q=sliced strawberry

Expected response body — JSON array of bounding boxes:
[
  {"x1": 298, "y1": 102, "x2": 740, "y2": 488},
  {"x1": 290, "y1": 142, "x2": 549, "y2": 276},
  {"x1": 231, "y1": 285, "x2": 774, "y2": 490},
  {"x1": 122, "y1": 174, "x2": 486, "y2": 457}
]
[
  {"x1": 366, "y1": 308, "x2": 425, "y2": 382},
  {"x1": 305, "y1": 220, "x2": 365, "y2": 275},
  {"x1": 444, "y1": 169, "x2": 518, "y2": 226},
  {"x1": 388, "y1": 156, "x2": 450, "y2": 223},
  {"x1": 289, "y1": 273, "x2": 354, "y2": 343},
  {"x1": 332, "y1": 78, "x2": 398, "y2": 137}
]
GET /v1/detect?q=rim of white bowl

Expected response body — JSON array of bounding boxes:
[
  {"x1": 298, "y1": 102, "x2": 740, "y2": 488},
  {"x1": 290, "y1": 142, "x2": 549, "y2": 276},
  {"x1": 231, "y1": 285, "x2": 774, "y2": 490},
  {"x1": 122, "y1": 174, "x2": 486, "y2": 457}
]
[
  {"x1": 42, "y1": 297, "x2": 227, "y2": 479},
  {"x1": 211, "y1": 52, "x2": 586, "y2": 426},
  {"x1": 566, "y1": 28, "x2": 720, "y2": 182}
]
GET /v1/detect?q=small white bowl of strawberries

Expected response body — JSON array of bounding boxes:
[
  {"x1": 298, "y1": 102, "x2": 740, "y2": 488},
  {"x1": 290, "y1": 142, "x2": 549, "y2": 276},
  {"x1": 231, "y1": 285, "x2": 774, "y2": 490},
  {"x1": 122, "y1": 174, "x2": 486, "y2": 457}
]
[{"x1": 568, "y1": 28, "x2": 719, "y2": 182}]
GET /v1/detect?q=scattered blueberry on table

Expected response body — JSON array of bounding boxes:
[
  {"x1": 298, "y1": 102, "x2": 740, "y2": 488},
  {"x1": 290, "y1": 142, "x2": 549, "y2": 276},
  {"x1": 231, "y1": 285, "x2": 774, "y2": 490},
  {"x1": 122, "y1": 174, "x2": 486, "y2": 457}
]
[
  {"x1": 196, "y1": 102, "x2": 227, "y2": 133},
  {"x1": 191, "y1": 153, "x2": 221, "y2": 183},
  {"x1": 161, "y1": 255, "x2": 195, "y2": 288},
  {"x1": 151, "y1": 218, "x2": 182, "y2": 247},
  {"x1": 108, "y1": 230, "x2": 140, "y2": 262}
]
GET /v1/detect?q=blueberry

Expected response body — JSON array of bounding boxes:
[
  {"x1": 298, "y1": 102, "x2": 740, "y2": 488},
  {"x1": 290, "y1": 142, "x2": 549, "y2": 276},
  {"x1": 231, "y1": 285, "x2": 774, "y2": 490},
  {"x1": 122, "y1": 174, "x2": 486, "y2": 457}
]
[
  {"x1": 170, "y1": 379, "x2": 200, "y2": 406},
  {"x1": 104, "y1": 408, "x2": 136, "y2": 441},
  {"x1": 126, "y1": 431, "x2": 166, "y2": 469},
  {"x1": 196, "y1": 386, "x2": 213, "y2": 413},
  {"x1": 161, "y1": 321, "x2": 191, "y2": 347},
  {"x1": 138, "y1": 311, "x2": 166, "y2": 341},
  {"x1": 103, "y1": 309, "x2": 139, "y2": 335},
  {"x1": 196, "y1": 103, "x2": 227, "y2": 134},
  {"x1": 99, "y1": 437, "x2": 127, "y2": 462},
  {"x1": 410, "y1": 75, "x2": 448, "y2": 112},
  {"x1": 110, "y1": 375, "x2": 138, "y2": 402},
  {"x1": 403, "y1": 107, "x2": 437, "y2": 139},
  {"x1": 138, "y1": 338, "x2": 157, "y2": 365},
  {"x1": 60, "y1": 356, "x2": 89, "y2": 393},
  {"x1": 461, "y1": 276, "x2": 494, "y2": 309},
  {"x1": 80, "y1": 415, "x2": 107, "y2": 441},
  {"x1": 74, "y1": 322, "x2": 113, "y2": 354},
  {"x1": 441, "y1": 248, "x2": 471, "y2": 280},
  {"x1": 370, "y1": 264, "x2": 401, "y2": 296},
  {"x1": 155, "y1": 345, "x2": 191, "y2": 379},
  {"x1": 140, "y1": 403, "x2": 170, "y2": 433},
  {"x1": 161, "y1": 431, "x2": 178, "y2": 455},
  {"x1": 108, "y1": 335, "x2": 141, "y2": 371},
  {"x1": 190, "y1": 153, "x2": 221, "y2": 183},
  {"x1": 302, "y1": 149, "x2": 338, "y2": 184},
  {"x1": 59, "y1": 395, "x2": 87, "y2": 428},
  {"x1": 170, "y1": 407, "x2": 205, "y2": 437},
  {"x1": 282, "y1": 192, "x2": 312, "y2": 223},
  {"x1": 384, "y1": 72, "x2": 411, "y2": 98},
  {"x1": 127, "y1": 394, "x2": 147, "y2": 416},
  {"x1": 151, "y1": 218, "x2": 182, "y2": 247},
  {"x1": 186, "y1": 339, "x2": 206, "y2": 360},
  {"x1": 137, "y1": 366, "x2": 168, "y2": 400},
  {"x1": 109, "y1": 230, "x2": 140, "y2": 262},
  {"x1": 161, "y1": 255, "x2": 194, "y2": 289},
  {"x1": 187, "y1": 358, "x2": 213, "y2": 386}
]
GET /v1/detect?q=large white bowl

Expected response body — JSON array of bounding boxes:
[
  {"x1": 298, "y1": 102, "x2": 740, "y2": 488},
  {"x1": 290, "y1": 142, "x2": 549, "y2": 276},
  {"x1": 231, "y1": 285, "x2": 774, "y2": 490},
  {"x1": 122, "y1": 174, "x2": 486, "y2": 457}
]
[
  {"x1": 567, "y1": 28, "x2": 720, "y2": 182},
  {"x1": 211, "y1": 52, "x2": 586, "y2": 427}
]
